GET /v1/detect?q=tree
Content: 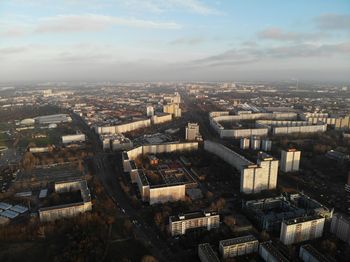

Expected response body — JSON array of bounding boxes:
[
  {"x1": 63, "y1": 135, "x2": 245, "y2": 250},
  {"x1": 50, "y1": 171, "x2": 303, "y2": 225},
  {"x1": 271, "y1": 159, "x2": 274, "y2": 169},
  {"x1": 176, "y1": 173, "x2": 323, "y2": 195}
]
[
  {"x1": 123, "y1": 220, "x2": 133, "y2": 235},
  {"x1": 141, "y1": 255, "x2": 158, "y2": 262},
  {"x1": 211, "y1": 197, "x2": 226, "y2": 211},
  {"x1": 321, "y1": 240, "x2": 337, "y2": 254},
  {"x1": 154, "y1": 212, "x2": 163, "y2": 227},
  {"x1": 22, "y1": 151, "x2": 36, "y2": 171},
  {"x1": 224, "y1": 216, "x2": 236, "y2": 231},
  {"x1": 206, "y1": 191, "x2": 213, "y2": 199},
  {"x1": 259, "y1": 230, "x2": 270, "y2": 241}
]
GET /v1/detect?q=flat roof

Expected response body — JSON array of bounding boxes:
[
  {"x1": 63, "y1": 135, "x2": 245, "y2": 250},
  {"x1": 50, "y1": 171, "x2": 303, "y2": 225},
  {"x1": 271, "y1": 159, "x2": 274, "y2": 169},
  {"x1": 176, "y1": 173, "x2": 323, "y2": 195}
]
[
  {"x1": 10, "y1": 205, "x2": 28, "y2": 214},
  {"x1": 122, "y1": 152, "x2": 129, "y2": 160},
  {"x1": 39, "y1": 201, "x2": 85, "y2": 212},
  {"x1": 130, "y1": 160, "x2": 137, "y2": 170},
  {"x1": 260, "y1": 242, "x2": 289, "y2": 262},
  {"x1": 170, "y1": 210, "x2": 218, "y2": 222},
  {"x1": 138, "y1": 170, "x2": 149, "y2": 186},
  {"x1": 0, "y1": 209, "x2": 19, "y2": 219},
  {"x1": 0, "y1": 202, "x2": 12, "y2": 210},
  {"x1": 198, "y1": 243, "x2": 220, "y2": 262},
  {"x1": 333, "y1": 213, "x2": 350, "y2": 223},
  {"x1": 220, "y1": 235, "x2": 257, "y2": 247},
  {"x1": 301, "y1": 244, "x2": 332, "y2": 262},
  {"x1": 39, "y1": 189, "x2": 48, "y2": 198},
  {"x1": 283, "y1": 215, "x2": 323, "y2": 225}
]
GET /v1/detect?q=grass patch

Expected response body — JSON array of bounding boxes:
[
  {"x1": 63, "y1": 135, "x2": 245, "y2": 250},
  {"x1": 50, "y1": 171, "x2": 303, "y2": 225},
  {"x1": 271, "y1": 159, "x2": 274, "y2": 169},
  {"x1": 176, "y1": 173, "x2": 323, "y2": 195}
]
[{"x1": 106, "y1": 239, "x2": 151, "y2": 262}]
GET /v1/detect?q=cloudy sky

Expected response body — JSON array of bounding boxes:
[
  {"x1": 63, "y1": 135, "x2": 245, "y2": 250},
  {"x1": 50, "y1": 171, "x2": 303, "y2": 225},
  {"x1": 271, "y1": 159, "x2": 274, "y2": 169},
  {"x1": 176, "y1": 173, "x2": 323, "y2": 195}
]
[{"x1": 0, "y1": 0, "x2": 349, "y2": 82}]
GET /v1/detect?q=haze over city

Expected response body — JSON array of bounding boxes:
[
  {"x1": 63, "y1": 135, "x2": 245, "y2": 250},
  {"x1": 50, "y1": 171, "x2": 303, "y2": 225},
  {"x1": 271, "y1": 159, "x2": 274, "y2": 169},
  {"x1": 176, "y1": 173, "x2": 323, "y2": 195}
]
[
  {"x1": 1, "y1": 1, "x2": 350, "y2": 262},
  {"x1": 1, "y1": 0, "x2": 350, "y2": 82}
]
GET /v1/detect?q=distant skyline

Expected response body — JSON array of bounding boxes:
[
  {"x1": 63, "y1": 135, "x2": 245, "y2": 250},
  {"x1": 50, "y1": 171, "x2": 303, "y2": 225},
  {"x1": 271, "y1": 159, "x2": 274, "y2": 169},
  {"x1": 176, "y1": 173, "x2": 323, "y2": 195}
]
[{"x1": 0, "y1": 0, "x2": 350, "y2": 82}]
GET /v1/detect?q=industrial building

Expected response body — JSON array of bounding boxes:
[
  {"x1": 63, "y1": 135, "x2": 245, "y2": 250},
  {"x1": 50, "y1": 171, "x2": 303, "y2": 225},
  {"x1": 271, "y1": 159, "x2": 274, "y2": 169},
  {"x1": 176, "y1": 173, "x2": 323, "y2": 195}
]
[
  {"x1": 280, "y1": 149, "x2": 301, "y2": 172},
  {"x1": 198, "y1": 243, "x2": 220, "y2": 262},
  {"x1": 243, "y1": 193, "x2": 332, "y2": 232},
  {"x1": 169, "y1": 211, "x2": 220, "y2": 236},
  {"x1": 185, "y1": 122, "x2": 202, "y2": 141},
  {"x1": 62, "y1": 134, "x2": 86, "y2": 144},
  {"x1": 39, "y1": 179, "x2": 92, "y2": 222},
  {"x1": 330, "y1": 213, "x2": 350, "y2": 245},
  {"x1": 204, "y1": 141, "x2": 278, "y2": 194},
  {"x1": 34, "y1": 114, "x2": 72, "y2": 125},
  {"x1": 19, "y1": 118, "x2": 35, "y2": 126},
  {"x1": 299, "y1": 244, "x2": 333, "y2": 262},
  {"x1": 259, "y1": 241, "x2": 289, "y2": 262},
  {"x1": 0, "y1": 202, "x2": 28, "y2": 224},
  {"x1": 219, "y1": 235, "x2": 259, "y2": 259},
  {"x1": 280, "y1": 215, "x2": 325, "y2": 245},
  {"x1": 29, "y1": 146, "x2": 53, "y2": 153}
]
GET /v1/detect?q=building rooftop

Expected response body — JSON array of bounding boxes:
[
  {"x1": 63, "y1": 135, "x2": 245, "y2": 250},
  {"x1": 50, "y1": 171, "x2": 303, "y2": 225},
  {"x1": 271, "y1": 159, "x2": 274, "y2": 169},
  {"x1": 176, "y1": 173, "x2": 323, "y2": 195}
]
[
  {"x1": 39, "y1": 201, "x2": 85, "y2": 212},
  {"x1": 220, "y1": 235, "x2": 257, "y2": 247},
  {"x1": 130, "y1": 160, "x2": 137, "y2": 170},
  {"x1": 122, "y1": 152, "x2": 129, "y2": 160},
  {"x1": 260, "y1": 241, "x2": 289, "y2": 262},
  {"x1": 138, "y1": 170, "x2": 149, "y2": 186},
  {"x1": 170, "y1": 210, "x2": 218, "y2": 222},
  {"x1": 301, "y1": 244, "x2": 333, "y2": 262},
  {"x1": 198, "y1": 243, "x2": 220, "y2": 262},
  {"x1": 283, "y1": 215, "x2": 323, "y2": 225},
  {"x1": 333, "y1": 213, "x2": 350, "y2": 223}
]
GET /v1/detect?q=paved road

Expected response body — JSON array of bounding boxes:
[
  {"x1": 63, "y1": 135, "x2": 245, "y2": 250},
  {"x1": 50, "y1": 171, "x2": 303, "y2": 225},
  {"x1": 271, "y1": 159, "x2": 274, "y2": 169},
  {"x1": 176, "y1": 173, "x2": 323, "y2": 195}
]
[
  {"x1": 95, "y1": 153, "x2": 176, "y2": 261},
  {"x1": 72, "y1": 112, "x2": 176, "y2": 261}
]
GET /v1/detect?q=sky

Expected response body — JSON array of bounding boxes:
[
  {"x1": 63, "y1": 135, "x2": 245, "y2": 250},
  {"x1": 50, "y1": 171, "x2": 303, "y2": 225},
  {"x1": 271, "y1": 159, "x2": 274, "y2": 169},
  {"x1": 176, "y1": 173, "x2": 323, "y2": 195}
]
[{"x1": 0, "y1": 0, "x2": 350, "y2": 82}]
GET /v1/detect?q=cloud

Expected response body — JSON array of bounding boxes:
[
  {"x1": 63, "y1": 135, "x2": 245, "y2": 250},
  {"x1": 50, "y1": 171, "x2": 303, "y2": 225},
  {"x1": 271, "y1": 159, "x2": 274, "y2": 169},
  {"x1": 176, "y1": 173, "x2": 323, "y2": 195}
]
[
  {"x1": 169, "y1": 36, "x2": 206, "y2": 45},
  {"x1": 315, "y1": 13, "x2": 350, "y2": 30},
  {"x1": 173, "y1": 0, "x2": 220, "y2": 15},
  {"x1": 34, "y1": 14, "x2": 181, "y2": 33},
  {"x1": 257, "y1": 27, "x2": 326, "y2": 42},
  {"x1": 0, "y1": 27, "x2": 28, "y2": 37},
  {"x1": 0, "y1": 46, "x2": 28, "y2": 56},
  {"x1": 119, "y1": 0, "x2": 220, "y2": 15},
  {"x1": 191, "y1": 42, "x2": 350, "y2": 67}
]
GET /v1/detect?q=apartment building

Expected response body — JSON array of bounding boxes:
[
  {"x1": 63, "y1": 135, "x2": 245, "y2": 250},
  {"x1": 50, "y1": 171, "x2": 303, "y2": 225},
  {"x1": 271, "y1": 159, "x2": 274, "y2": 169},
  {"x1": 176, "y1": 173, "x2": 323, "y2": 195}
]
[
  {"x1": 280, "y1": 216, "x2": 325, "y2": 245},
  {"x1": 259, "y1": 241, "x2": 290, "y2": 262},
  {"x1": 219, "y1": 234, "x2": 259, "y2": 259},
  {"x1": 185, "y1": 122, "x2": 201, "y2": 141},
  {"x1": 198, "y1": 243, "x2": 220, "y2": 262},
  {"x1": 169, "y1": 211, "x2": 220, "y2": 236},
  {"x1": 330, "y1": 213, "x2": 350, "y2": 245},
  {"x1": 280, "y1": 149, "x2": 301, "y2": 172}
]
